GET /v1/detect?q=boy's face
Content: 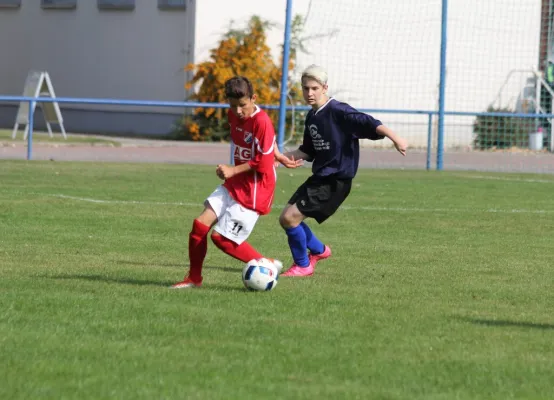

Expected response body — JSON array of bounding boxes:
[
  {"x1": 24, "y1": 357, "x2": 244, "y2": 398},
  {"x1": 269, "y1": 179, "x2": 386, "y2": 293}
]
[
  {"x1": 302, "y1": 78, "x2": 328, "y2": 107},
  {"x1": 228, "y1": 95, "x2": 257, "y2": 119}
]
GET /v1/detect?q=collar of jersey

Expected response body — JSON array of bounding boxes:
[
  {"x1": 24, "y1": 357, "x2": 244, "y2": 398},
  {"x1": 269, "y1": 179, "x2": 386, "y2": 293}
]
[
  {"x1": 249, "y1": 105, "x2": 261, "y2": 118},
  {"x1": 314, "y1": 97, "x2": 334, "y2": 115},
  {"x1": 237, "y1": 105, "x2": 261, "y2": 121}
]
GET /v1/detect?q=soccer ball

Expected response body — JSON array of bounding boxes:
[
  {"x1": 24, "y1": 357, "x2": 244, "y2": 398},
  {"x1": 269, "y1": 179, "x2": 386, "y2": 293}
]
[{"x1": 242, "y1": 258, "x2": 279, "y2": 291}]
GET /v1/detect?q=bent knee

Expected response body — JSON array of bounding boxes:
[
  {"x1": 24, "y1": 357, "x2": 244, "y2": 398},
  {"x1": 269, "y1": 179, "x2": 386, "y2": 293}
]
[
  {"x1": 210, "y1": 231, "x2": 222, "y2": 243},
  {"x1": 279, "y1": 209, "x2": 301, "y2": 229},
  {"x1": 279, "y1": 211, "x2": 290, "y2": 228}
]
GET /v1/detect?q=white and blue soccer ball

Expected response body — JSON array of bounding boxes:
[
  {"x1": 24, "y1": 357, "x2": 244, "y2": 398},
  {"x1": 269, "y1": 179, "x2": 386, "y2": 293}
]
[{"x1": 242, "y1": 258, "x2": 279, "y2": 291}]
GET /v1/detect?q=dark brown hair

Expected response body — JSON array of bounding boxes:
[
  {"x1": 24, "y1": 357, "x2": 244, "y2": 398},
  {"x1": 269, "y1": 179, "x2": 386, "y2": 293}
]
[{"x1": 224, "y1": 76, "x2": 254, "y2": 99}]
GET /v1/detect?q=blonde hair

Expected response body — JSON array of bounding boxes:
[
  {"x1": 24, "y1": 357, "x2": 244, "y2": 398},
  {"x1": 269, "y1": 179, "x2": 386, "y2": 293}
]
[{"x1": 301, "y1": 64, "x2": 328, "y2": 86}]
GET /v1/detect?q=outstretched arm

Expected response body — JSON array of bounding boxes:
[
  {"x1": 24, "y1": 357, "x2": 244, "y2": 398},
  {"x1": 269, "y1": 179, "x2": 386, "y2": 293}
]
[
  {"x1": 283, "y1": 148, "x2": 310, "y2": 161},
  {"x1": 376, "y1": 125, "x2": 408, "y2": 156},
  {"x1": 274, "y1": 146, "x2": 306, "y2": 168}
]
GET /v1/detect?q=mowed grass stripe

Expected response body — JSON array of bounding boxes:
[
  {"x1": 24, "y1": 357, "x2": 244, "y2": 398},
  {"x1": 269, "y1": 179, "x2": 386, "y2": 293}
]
[{"x1": 1, "y1": 160, "x2": 553, "y2": 400}]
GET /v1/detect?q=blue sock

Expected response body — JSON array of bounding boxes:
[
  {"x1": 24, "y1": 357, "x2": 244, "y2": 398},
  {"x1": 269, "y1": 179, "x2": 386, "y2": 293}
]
[
  {"x1": 285, "y1": 225, "x2": 310, "y2": 267},
  {"x1": 300, "y1": 222, "x2": 325, "y2": 255}
]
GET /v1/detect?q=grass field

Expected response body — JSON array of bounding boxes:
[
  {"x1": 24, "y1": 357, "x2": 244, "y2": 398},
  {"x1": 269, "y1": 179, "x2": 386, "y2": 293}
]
[
  {"x1": 0, "y1": 129, "x2": 121, "y2": 146},
  {"x1": 1, "y1": 160, "x2": 553, "y2": 400}
]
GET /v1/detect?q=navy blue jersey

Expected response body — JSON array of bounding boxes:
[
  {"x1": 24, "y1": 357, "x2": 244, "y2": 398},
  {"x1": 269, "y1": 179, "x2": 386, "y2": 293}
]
[{"x1": 299, "y1": 98, "x2": 384, "y2": 179}]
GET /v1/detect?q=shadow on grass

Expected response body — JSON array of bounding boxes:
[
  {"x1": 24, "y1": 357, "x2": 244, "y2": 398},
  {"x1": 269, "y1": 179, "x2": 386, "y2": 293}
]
[
  {"x1": 45, "y1": 274, "x2": 172, "y2": 287},
  {"x1": 115, "y1": 260, "x2": 183, "y2": 268},
  {"x1": 114, "y1": 259, "x2": 238, "y2": 273},
  {"x1": 43, "y1": 274, "x2": 246, "y2": 292},
  {"x1": 458, "y1": 317, "x2": 554, "y2": 330},
  {"x1": 200, "y1": 284, "x2": 249, "y2": 293}
]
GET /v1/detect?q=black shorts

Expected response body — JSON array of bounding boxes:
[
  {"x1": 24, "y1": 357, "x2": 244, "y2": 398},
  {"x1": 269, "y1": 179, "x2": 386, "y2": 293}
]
[{"x1": 288, "y1": 175, "x2": 352, "y2": 223}]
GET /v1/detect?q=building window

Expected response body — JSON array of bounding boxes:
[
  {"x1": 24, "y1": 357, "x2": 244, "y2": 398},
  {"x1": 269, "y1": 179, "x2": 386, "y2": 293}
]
[
  {"x1": 0, "y1": 0, "x2": 21, "y2": 8},
  {"x1": 158, "y1": 0, "x2": 186, "y2": 10},
  {"x1": 41, "y1": 0, "x2": 77, "y2": 9},
  {"x1": 97, "y1": 0, "x2": 135, "y2": 10}
]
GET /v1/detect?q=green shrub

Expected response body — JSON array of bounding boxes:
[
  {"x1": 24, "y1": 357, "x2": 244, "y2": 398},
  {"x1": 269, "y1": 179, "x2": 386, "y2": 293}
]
[{"x1": 473, "y1": 107, "x2": 535, "y2": 150}]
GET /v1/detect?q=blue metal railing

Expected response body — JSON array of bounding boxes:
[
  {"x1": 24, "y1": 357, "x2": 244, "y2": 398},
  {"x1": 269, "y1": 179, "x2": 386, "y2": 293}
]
[{"x1": 1, "y1": 95, "x2": 553, "y2": 167}]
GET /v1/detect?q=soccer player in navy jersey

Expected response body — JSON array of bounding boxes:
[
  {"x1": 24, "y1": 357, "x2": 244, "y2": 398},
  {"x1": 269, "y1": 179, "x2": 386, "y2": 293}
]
[{"x1": 278, "y1": 65, "x2": 408, "y2": 277}]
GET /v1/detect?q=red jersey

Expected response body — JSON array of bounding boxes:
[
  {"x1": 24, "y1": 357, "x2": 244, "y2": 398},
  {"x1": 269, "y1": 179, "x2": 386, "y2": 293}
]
[{"x1": 223, "y1": 106, "x2": 276, "y2": 215}]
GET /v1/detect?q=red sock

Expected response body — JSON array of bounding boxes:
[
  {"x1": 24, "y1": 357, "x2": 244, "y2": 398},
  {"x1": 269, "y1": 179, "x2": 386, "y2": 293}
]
[
  {"x1": 188, "y1": 219, "x2": 211, "y2": 282},
  {"x1": 211, "y1": 232, "x2": 262, "y2": 263}
]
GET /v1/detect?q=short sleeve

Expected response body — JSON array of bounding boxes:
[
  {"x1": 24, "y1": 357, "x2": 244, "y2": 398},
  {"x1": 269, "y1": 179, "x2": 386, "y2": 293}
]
[{"x1": 248, "y1": 115, "x2": 276, "y2": 172}]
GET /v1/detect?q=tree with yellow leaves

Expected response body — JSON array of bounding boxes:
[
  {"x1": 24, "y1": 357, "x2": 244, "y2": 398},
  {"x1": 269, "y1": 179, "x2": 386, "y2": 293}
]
[{"x1": 175, "y1": 15, "x2": 303, "y2": 141}]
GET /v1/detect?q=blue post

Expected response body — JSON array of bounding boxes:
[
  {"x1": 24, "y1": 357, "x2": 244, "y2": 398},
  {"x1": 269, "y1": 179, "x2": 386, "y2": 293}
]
[
  {"x1": 27, "y1": 101, "x2": 35, "y2": 160},
  {"x1": 436, "y1": 0, "x2": 448, "y2": 170},
  {"x1": 426, "y1": 113, "x2": 433, "y2": 170},
  {"x1": 277, "y1": 0, "x2": 293, "y2": 152}
]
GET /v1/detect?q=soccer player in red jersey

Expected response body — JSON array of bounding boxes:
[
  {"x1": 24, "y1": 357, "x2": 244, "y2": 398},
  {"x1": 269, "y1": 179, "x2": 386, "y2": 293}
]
[{"x1": 171, "y1": 76, "x2": 295, "y2": 288}]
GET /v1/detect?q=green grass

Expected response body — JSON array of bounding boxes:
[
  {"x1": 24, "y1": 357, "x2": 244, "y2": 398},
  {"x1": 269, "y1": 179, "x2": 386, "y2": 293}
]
[
  {"x1": 1, "y1": 160, "x2": 553, "y2": 400},
  {"x1": 0, "y1": 129, "x2": 121, "y2": 146}
]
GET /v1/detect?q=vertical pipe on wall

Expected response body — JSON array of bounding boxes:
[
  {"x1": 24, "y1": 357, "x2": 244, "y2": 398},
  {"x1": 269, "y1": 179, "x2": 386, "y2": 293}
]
[
  {"x1": 436, "y1": 0, "x2": 448, "y2": 170},
  {"x1": 277, "y1": 0, "x2": 294, "y2": 151}
]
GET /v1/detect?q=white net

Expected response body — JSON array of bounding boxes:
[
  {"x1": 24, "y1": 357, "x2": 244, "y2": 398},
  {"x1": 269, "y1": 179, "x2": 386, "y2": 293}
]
[
  {"x1": 299, "y1": 0, "x2": 553, "y2": 173},
  {"x1": 297, "y1": 0, "x2": 442, "y2": 149}
]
